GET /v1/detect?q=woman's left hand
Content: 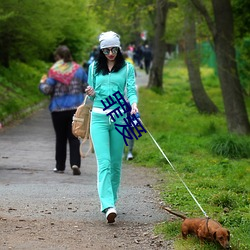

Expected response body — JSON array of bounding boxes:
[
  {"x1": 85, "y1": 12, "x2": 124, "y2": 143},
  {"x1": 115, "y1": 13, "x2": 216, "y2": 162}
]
[
  {"x1": 85, "y1": 86, "x2": 96, "y2": 97},
  {"x1": 131, "y1": 103, "x2": 138, "y2": 115}
]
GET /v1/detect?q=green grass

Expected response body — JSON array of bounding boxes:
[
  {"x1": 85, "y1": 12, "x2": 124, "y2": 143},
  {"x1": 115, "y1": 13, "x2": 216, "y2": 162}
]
[{"x1": 130, "y1": 58, "x2": 250, "y2": 250}]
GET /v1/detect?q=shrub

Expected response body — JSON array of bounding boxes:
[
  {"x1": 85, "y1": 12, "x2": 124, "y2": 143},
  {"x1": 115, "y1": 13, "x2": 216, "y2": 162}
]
[
  {"x1": 210, "y1": 135, "x2": 250, "y2": 159},
  {"x1": 210, "y1": 191, "x2": 237, "y2": 209}
]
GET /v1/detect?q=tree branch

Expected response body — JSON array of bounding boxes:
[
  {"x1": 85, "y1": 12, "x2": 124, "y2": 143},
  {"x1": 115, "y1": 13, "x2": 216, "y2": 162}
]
[{"x1": 190, "y1": 0, "x2": 216, "y2": 37}]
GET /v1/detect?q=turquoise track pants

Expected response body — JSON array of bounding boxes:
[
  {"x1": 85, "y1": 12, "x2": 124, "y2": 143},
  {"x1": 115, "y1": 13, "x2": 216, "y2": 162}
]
[{"x1": 90, "y1": 111, "x2": 125, "y2": 212}]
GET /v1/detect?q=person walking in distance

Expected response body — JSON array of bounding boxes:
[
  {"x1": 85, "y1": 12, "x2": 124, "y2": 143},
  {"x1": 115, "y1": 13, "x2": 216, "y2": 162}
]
[
  {"x1": 39, "y1": 45, "x2": 88, "y2": 175},
  {"x1": 85, "y1": 31, "x2": 138, "y2": 223},
  {"x1": 123, "y1": 52, "x2": 138, "y2": 160},
  {"x1": 143, "y1": 44, "x2": 152, "y2": 74}
]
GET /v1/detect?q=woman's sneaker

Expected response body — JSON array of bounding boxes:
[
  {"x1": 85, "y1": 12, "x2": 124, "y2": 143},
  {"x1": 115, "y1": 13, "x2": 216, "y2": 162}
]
[
  {"x1": 53, "y1": 168, "x2": 64, "y2": 173},
  {"x1": 127, "y1": 151, "x2": 133, "y2": 160},
  {"x1": 72, "y1": 165, "x2": 81, "y2": 175},
  {"x1": 105, "y1": 207, "x2": 117, "y2": 223}
]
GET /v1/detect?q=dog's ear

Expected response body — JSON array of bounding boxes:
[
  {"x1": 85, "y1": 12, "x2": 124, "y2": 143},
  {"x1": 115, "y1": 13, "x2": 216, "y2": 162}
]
[
  {"x1": 213, "y1": 231, "x2": 217, "y2": 240},
  {"x1": 227, "y1": 230, "x2": 230, "y2": 240}
]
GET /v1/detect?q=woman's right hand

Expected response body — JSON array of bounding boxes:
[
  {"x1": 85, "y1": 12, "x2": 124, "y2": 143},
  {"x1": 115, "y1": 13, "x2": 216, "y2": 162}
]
[{"x1": 85, "y1": 86, "x2": 95, "y2": 97}]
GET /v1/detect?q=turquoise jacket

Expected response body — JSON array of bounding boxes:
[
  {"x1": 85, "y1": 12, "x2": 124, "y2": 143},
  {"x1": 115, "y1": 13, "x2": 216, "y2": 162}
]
[{"x1": 87, "y1": 62, "x2": 138, "y2": 109}]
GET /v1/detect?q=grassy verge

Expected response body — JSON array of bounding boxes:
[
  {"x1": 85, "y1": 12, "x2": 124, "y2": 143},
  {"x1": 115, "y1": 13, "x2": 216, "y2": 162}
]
[
  {"x1": 130, "y1": 59, "x2": 250, "y2": 250},
  {"x1": 0, "y1": 60, "x2": 50, "y2": 125}
]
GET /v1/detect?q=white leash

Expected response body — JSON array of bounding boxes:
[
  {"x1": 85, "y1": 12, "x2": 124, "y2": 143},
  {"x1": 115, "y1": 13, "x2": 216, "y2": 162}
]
[{"x1": 140, "y1": 119, "x2": 209, "y2": 218}]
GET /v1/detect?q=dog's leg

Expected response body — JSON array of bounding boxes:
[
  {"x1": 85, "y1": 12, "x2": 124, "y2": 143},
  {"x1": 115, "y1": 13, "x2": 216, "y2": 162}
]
[{"x1": 181, "y1": 231, "x2": 188, "y2": 239}]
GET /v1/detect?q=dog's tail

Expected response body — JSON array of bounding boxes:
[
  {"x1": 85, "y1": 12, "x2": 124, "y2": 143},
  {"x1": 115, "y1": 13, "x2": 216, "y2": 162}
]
[{"x1": 162, "y1": 206, "x2": 187, "y2": 220}]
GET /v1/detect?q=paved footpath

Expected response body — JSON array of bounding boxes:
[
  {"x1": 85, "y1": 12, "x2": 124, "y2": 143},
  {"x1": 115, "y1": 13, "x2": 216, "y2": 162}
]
[{"x1": 0, "y1": 70, "x2": 173, "y2": 249}]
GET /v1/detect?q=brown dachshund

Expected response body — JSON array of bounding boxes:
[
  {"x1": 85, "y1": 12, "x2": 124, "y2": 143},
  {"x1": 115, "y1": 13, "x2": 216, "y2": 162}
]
[{"x1": 162, "y1": 207, "x2": 231, "y2": 249}]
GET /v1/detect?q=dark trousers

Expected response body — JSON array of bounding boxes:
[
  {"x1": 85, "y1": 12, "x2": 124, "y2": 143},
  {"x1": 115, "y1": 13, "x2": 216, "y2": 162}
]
[
  {"x1": 144, "y1": 59, "x2": 151, "y2": 74},
  {"x1": 51, "y1": 110, "x2": 80, "y2": 171}
]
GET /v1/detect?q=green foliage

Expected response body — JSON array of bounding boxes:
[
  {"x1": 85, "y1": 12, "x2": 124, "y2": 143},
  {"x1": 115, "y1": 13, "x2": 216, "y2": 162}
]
[
  {"x1": 92, "y1": 0, "x2": 156, "y2": 45},
  {"x1": 165, "y1": 0, "x2": 213, "y2": 45},
  {"x1": 165, "y1": 3, "x2": 184, "y2": 44},
  {"x1": 236, "y1": 37, "x2": 250, "y2": 95},
  {"x1": 210, "y1": 134, "x2": 250, "y2": 159},
  {"x1": 0, "y1": 60, "x2": 49, "y2": 122},
  {"x1": 130, "y1": 58, "x2": 250, "y2": 249},
  {"x1": 232, "y1": 0, "x2": 250, "y2": 39},
  {"x1": 0, "y1": 0, "x2": 100, "y2": 66}
]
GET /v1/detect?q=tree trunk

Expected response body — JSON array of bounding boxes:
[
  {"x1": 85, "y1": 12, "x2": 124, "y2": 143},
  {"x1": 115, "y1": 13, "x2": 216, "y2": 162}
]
[
  {"x1": 191, "y1": 0, "x2": 250, "y2": 134},
  {"x1": 147, "y1": 0, "x2": 169, "y2": 89},
  {"x1": 212, "y1": 0, "x2": 250, "y2": 134},
  {"x1": 184, "y1": 4, "x2": 218, "y2": 114}
]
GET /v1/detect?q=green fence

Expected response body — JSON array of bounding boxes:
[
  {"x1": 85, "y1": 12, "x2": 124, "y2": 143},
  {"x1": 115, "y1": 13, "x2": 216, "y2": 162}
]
[
  {"x1": 198, "y1": 41, "x2": 217, "y2": 74},
  {"x1": 198, "y1": 39, "x2": 250, "y2": 95}
]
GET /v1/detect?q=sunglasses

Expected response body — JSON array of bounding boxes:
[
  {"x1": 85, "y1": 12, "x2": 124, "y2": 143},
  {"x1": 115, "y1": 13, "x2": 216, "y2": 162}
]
[{"x1": 102, "y1": 47, "x2": 119, "y2": 55}]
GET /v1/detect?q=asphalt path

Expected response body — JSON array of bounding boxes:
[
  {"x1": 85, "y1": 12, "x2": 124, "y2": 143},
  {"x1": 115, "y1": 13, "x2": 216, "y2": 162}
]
[
  {"x1": 0, "y1": 105, "x2": 166, "y2": 222},
  {"x1": 0, "y1": 69, "x2": 172, "y2": 249}
]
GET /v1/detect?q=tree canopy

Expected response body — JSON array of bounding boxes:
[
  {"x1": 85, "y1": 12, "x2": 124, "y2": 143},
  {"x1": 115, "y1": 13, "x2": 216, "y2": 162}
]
[{"x1": 0, "y1": 0, "x2": 99, "y2": 66}]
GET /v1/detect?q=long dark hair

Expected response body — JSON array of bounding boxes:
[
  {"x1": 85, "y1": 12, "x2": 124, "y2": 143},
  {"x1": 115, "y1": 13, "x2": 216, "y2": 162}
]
[{"x1": 95, "y1": 48, "x2": 126, "y2": 75}]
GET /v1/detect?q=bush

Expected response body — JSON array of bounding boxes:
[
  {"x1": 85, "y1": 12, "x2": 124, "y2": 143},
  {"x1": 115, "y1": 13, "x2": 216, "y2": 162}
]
[{"x1": 0, "y1": 60, "x2": 49, "y2": 123}]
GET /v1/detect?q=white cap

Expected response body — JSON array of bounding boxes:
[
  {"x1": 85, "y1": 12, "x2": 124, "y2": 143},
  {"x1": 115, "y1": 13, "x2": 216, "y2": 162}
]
[{"x1": 99, "y1": 31, "x2": 121, "y2": 49}]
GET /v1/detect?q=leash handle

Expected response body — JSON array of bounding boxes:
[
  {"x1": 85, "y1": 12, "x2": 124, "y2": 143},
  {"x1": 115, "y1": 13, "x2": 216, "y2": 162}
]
[{"x1": 140, "y1": 119, "x2": 209, "y2": 218}]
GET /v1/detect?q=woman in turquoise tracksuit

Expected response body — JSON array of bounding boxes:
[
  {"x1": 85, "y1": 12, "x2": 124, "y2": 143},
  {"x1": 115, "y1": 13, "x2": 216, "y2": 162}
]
[{"x1": 86, "y1": 31, "x2": 138, "y2": 223}]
